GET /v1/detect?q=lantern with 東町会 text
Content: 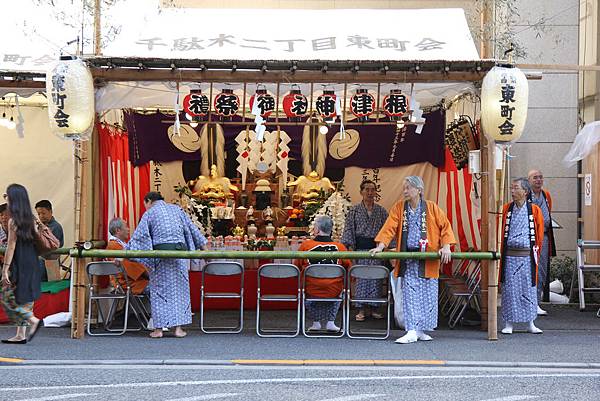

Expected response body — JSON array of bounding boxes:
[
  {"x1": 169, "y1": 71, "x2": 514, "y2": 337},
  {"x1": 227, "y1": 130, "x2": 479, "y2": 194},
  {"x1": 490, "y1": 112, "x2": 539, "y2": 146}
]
[
  {"x1": 46, "y1": 56, "x2": 95, "y2": 139},
  {"x1": 480, "y1": 65, "x2": 528, "y2": 143}
]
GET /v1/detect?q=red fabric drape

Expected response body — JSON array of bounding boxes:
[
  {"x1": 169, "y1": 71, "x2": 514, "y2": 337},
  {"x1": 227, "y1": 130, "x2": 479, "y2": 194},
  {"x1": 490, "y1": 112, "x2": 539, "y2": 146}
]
[{"x1": 98, "y1": 123, "x2": 151, "y2": 238}]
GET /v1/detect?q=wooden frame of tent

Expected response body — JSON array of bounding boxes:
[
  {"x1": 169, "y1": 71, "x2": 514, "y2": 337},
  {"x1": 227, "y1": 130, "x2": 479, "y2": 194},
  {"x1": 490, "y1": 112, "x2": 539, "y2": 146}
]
[{"x1": 39, "y1": 55, "x2": 499, "y2": 341}]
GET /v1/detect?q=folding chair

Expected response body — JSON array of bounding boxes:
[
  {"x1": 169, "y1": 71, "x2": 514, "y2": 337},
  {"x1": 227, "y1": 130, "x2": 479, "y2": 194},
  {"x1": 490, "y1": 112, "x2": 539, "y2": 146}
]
[
  {"x1": 302, "y1": 263, "x2": 347, "y2": 338},
  {"x1": 256, "y1": 263, "x2": 301, "y2": 337},
  {"x1": 443, "y1": 261, "x2": 481, "y2": 328},
  {"x1": 86, "y1": 261, "x2": 135, "y2": 336},
  {"x1": 346, "y1": 265, "x2": 391, "y2": 339},
  {"x1": 200, "y1": 261, "x2": 244, "y2": 333}
]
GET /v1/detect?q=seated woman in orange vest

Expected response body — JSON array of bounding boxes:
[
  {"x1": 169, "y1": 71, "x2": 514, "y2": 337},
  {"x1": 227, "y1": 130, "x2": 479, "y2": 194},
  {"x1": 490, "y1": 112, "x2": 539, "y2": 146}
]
[
  {"x1": 107, "y1": 217, "x2": 149, "y2": 295},
  {"x1": 294, "y1": 215, "x2": 351, "y2": 332}
]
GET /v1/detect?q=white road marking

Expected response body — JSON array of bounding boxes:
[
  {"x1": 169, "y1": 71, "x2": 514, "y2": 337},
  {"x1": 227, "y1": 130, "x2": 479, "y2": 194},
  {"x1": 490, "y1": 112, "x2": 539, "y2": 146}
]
[
  {"x1": 480, "y1": 397, "x2": 539, "y2": 401},
  {"x1": 16, "y1": 394, "x2": 95, "y2": 401},
  {"x1": 165, "y1": 394, "x2": 241, "y2": 401},
  {"x1": 317, "y1": 395, "x2": 387, "y2": 401},
  {"x1": 0, "y1": 373, "x2": 598, "y2": 392}
]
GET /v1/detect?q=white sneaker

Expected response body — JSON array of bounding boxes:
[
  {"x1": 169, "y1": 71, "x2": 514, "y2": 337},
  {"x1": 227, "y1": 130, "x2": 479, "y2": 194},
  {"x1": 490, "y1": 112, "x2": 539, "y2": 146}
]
[
  {"x1": 528, "y1": 322, "x2": 543, "y2": 334},
  {"x1": 308, "y1": 321, "x2": 322, "y2": 331},
  {"x1": 537, "y1": 306, "x2": 548, "y2": 316},
  {"x1": 501, "y1": 323, "x2": 513, "y2": 334},
  {"x1": 325, "y1": 321, "x2": 340, "y2": 332},
  {"x1": 395, "y1": 330, "x2": 418, "y2": 344},
  {"x1": 416, "y1": 330, "x2": 433, "y2": 341}
]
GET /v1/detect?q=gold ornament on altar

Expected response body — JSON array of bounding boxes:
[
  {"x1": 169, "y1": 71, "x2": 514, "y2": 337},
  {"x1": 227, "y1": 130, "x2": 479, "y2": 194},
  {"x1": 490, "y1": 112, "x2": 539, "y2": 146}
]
[
  {"x1": 276, "y1": 226, "x2": 287, "y2": 237},
  {"x1": 190, "y1": 164, "x2": 239, "y2": 201},
  {"x1": 232, "y1": 225, "x2": 245, "y2": 238},
  {"x1": 287, "y1": 170, "x2": 335, "y2": 201}
]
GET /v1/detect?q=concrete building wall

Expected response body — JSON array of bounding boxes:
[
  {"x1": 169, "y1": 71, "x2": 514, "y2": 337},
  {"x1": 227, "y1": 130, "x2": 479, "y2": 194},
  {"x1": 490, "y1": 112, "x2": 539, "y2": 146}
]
[{"x1": 510, "y1": 0, "x2": 580, "y2": 255}]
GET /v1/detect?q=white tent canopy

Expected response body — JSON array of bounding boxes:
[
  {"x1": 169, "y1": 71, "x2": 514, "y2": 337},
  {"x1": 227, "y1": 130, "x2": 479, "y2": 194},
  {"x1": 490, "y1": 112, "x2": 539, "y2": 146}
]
[{"x1": 4, "y1": 2, "x2": 479, "y2": 73}]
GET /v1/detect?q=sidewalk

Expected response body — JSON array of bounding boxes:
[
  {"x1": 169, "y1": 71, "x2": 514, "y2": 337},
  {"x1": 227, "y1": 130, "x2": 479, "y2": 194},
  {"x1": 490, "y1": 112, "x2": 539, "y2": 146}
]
[{"x1": 0, "y1": 304, "x2": 598, "y2": 366}]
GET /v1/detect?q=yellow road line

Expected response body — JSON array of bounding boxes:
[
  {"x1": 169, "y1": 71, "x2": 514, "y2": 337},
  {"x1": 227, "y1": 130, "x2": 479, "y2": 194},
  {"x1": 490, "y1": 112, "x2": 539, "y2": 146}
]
[
  {"x1": 0, "y1": 357, "x2": 24, "y2": 363},
  {"x1": 232, "y1": 359, "x2": 445, "y2": 366}
]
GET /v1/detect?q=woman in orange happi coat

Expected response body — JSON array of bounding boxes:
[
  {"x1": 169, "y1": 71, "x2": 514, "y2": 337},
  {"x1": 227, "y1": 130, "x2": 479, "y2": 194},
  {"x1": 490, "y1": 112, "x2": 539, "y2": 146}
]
[{"x1": 371, "y1": 176, "x2": 456, "y2": 344}]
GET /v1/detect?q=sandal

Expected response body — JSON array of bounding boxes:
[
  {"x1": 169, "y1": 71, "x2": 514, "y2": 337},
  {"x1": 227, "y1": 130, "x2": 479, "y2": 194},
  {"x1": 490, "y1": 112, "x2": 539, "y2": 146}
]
[
  {"x1": 355, "y1": 312, "x2": 366, "y2": 322},
  {"x1": 149, "y1": 331, "x2": 163, "y2": 338},
  {"x1": 27, "y1": 320, "x2": 43, "y2": 342},
  {"x1": 371, "y1": 312, "x2": 384, "y2": 320}
]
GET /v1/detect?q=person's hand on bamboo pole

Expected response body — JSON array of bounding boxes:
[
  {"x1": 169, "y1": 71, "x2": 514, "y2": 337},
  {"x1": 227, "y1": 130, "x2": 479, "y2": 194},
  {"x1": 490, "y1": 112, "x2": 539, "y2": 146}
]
[
  {"x1": 438, "y1": 244, "x2": 452, "y2": 264},
  {"x1": 369, "y1": 242, "x2": 385, "y2": 256}
]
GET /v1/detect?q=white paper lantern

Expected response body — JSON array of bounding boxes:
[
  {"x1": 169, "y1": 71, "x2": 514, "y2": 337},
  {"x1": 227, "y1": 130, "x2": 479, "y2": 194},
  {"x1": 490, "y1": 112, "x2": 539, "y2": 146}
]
[
  {"x1": 480, "y1": 65, "x2": 528, "y2": 143},
  {"x1": 46, "y1": 56, "x2": 95, "y2": 139}
]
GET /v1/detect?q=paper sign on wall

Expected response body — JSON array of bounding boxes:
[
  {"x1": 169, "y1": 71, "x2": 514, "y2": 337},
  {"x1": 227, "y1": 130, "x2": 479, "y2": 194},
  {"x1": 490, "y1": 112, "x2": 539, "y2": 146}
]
[{"x1": 584, "y1": 173, "x2": 592, "y2": 206}]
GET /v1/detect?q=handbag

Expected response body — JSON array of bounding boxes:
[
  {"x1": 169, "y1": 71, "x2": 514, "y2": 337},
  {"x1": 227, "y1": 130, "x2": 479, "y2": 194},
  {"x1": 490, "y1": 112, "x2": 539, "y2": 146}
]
[{"x1": 34, "y1": 222, "x2": 60, "y2": 255}]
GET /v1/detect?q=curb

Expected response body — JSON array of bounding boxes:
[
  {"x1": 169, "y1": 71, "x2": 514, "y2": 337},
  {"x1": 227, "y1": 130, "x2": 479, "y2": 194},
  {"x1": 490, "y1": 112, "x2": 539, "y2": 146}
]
[{"x1": 4, "y1": 359, "x2": 600, "y2": 369}]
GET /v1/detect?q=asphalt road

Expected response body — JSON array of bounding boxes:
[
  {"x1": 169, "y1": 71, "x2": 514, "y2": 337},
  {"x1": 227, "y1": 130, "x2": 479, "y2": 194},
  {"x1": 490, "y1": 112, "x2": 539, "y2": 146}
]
[{"x1": 0, "y1": 365, "x2": 598, "y2": 401}]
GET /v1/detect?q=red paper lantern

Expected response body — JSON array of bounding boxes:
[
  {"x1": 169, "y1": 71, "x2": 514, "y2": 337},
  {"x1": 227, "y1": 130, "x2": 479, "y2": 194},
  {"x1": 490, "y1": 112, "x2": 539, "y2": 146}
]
[
  {"x1": 249, "y1": 87, "x2": 276, "y2": 118},
  {"x1": 183, "y1": 89, "x2": 209, "y2": 118},
  {"x1": 282, "y1": 89, "x2": 308, "y2": 118},
  {"x1": 213, "y1": 88, "x2": 240, "y2": 117},
  {"x1": 350, "y1": 88, "x2": 376, "y2": 121},
  {"x1": 315, "y1": 90, "x2": 337, "y2": 120},
  {"x1": 382, "y1": 89, "x2": 409, "y2": 120}
]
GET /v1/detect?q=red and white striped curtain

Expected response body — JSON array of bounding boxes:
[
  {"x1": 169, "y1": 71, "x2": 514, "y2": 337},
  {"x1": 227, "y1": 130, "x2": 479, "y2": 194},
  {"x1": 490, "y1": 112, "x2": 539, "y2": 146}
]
[
  {"x1": 437, "y1": 148, "x2": 481, "y2": 252},
  {"x1": 98, "y1": 124, "x2": 151, "y2": 239}
]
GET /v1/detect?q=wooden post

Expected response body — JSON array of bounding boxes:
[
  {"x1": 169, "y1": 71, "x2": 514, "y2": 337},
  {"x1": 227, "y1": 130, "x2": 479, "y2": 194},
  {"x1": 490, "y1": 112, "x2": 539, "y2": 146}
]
[{"x1": 94, "y1": 0, "x2": 101, "y2": 56}]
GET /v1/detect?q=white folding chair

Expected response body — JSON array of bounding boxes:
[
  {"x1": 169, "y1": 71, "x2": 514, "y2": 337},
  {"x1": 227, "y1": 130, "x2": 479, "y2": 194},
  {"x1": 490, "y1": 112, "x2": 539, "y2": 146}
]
[
  {"x1": 200, "y1": 261, "x2": 244, "y2": 334},
  {"x1": 256, "y1": 263, "x2": 301, "y2": 337},
  {"x1": 302, "y1": 263, "x2": 347, "y2": 338},
  {"x1": 346, "y1": 265, "x2": 391, "y2": 339}
]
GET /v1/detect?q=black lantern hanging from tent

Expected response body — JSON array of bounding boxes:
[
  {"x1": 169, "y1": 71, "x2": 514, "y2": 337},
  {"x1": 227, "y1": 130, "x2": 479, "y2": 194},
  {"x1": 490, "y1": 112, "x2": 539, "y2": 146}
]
[
  {"x1": 183, "y1": 89, "x2": 209, "y2": 119},
  {"x1": 382, "y1": 89, "x2": 409, "y2": 121},
  {"x1": 282, "y1": 85, "x2": 308, "y2": 119},
  {"x1": 315, "y1": 90, "x2": 337, "y2": 122},
  {"x1": 350, "y1": 88, "x2": 376, "y2": 122},
  {"x1": 249, "y1": 85, "x2": 276, "y2": 118},
  {"x1": 213, "y1": 88, "x2": 240, "y2": 117}
]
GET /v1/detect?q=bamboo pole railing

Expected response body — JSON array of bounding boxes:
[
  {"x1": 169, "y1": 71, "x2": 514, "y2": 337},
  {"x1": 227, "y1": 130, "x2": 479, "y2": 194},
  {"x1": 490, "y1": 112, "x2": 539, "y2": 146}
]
[
  {"x1": 68, "y1": 249, "x2": 498, "y2": 260},
  {"x1": 1, "y1": 247, "x2": 498, "y2": 261},
  {"x1": 0, "y1": 248, "x2": 500, "y2": 260}
]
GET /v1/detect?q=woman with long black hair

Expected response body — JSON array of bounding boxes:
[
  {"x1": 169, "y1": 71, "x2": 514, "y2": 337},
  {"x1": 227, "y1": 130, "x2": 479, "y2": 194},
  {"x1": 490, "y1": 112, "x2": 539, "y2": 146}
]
[{"x1": 1, "y1": 184, "x2": 42, "y2": 344}]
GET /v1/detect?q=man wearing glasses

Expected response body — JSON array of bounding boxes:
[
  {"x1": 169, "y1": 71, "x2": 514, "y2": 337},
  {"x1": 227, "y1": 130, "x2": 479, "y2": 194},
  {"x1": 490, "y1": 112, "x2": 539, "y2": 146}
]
[{"x1": 528, "y1": 170, "x2": 556, "y2": 316}]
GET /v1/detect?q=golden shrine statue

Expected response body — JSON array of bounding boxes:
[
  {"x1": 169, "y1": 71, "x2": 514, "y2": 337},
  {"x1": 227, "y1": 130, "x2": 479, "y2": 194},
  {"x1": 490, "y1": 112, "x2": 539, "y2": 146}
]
[
  {"x1": 191, "y1": 164, "x2": 239, "y2": 201},
  {"x1": 287, "y1": 170, "x2": 335, "y2": 200}
]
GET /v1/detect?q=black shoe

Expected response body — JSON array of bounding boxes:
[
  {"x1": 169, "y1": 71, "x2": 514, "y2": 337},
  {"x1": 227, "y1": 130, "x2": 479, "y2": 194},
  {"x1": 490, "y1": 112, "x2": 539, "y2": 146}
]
[{"x1": 1, "y1": 339, "x2": 27, "y2": 344}]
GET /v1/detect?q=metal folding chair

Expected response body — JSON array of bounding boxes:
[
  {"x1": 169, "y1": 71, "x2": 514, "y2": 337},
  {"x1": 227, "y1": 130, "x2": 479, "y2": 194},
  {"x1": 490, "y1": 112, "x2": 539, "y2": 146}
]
[
  {"x1": 86, "y1": 261, "x2": 134, "y2": 336},
  {"x1": 302, "y1": 263, "x2": 347, "y2": 338},
  {"x1": 256, "y1": 263, "x2": 301, "y2": 337},
  {"x1": 200, "y1": 261, "x2": 244, "y2": 334},
  {"x1": 346, "y1": 265, "x2": 391, "y2": 339},
  {"x1": 441, "y1": 261, "x2": 481, "y2": 328}
]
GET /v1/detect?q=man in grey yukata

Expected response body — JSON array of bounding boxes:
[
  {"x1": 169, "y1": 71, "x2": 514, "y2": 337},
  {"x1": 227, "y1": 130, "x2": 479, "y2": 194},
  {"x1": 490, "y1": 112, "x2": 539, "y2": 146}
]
[{"x1": 126, "y1": 192, "x2": 207, "y2": 338}]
